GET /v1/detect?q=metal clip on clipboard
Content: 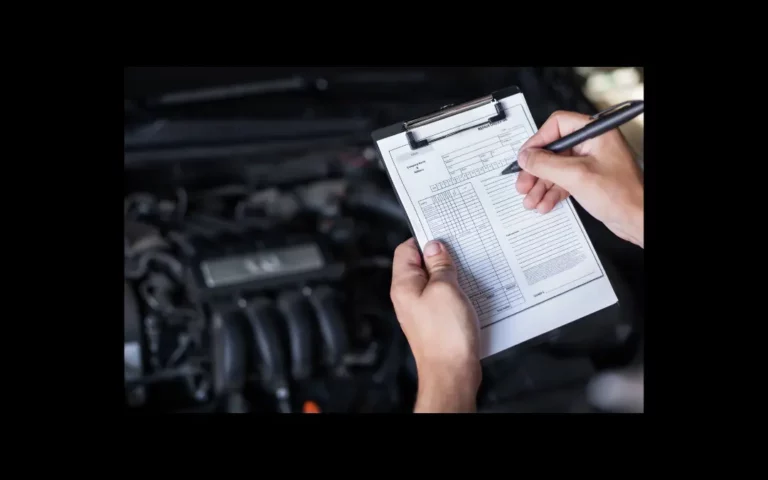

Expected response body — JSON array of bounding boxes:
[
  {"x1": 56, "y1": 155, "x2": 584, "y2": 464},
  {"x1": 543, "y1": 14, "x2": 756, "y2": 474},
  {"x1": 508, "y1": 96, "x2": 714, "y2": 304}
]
[{"x1": 403, "y1": 94, "x2": 507, "y2": 150}]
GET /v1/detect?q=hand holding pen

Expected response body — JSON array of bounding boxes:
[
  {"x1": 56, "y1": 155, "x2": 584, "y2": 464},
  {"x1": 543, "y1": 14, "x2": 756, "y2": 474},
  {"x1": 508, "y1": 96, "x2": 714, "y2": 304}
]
[{"x1": 509, "y1": 103, "x2": 645, "y2": 248}]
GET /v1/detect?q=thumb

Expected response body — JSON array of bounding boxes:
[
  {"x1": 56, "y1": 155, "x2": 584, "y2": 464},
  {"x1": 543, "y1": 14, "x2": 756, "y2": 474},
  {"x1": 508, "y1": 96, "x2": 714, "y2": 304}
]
[
  {"x1": 422, "y1": 240, "x2": 457, "y2": 284},
  {"x1": 517, "y1": 148, "x2": 584, "y2": 189}
]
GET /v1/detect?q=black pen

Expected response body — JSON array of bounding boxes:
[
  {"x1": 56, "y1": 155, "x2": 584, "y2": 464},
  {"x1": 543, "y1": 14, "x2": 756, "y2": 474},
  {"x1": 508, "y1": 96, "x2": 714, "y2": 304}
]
[{"x1": 500, "y1": 100, "x2": 644, "y2": 175}]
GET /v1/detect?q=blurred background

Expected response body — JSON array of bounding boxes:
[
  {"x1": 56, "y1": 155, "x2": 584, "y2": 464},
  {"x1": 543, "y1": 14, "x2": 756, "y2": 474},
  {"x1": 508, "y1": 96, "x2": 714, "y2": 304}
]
[{"x1": 124, "y1": 66, "x2": 644, "y2": 413}]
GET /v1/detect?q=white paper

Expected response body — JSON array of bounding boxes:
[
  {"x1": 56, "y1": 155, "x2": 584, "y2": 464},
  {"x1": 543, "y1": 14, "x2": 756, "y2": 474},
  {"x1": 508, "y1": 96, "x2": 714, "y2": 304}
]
[{"x1": 375, "y1": 91, "x2": 618, "y2": 359}]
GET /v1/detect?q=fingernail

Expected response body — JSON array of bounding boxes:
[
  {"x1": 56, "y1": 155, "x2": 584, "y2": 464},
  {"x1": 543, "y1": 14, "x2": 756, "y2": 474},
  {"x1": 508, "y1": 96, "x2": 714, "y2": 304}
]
[
  {"x1": 517, "y1": 149, "x2": 529, "y2": 167},
  {"x1": 423, "y1": 240, "x2": 442, "y2": 257}
]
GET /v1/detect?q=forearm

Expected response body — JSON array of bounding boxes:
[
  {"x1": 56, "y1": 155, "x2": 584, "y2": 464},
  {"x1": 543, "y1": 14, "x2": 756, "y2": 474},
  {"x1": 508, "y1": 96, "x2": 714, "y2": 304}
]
[{"x1": 414, "y1": 364, "x2": 481, "y2": 413}]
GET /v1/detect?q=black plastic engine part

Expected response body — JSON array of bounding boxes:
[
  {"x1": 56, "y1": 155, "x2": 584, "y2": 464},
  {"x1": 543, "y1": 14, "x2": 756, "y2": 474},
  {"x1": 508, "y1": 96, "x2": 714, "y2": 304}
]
[
  {"x1": 479, "y1": 384, "x2": 595, "y2": 413},
  {"x1": 372, "y1": 330, "x2": 404, "y2": 385},
  {"x1": 210, "y1": 307, "x2": 248, "y2": 401},
  {"x1": 275, "y1": 290, "x2": 315, "y2": 381},
  {"x1": 243, "y1": 298, "x2": 291, "y2": 413},
  {"x1": 480, "y1": 351, "x2": 595, "y2": 406},
  {"x1": 307, "y1": 285, "x2": 349, "y2": 375},
  {"x1": 124, "y1": 220, "x2": 168, "y2": 254},
  {"x1": 344, "y1": 185, "x2": 407, "y2": 225},
  {"x1": 404, "y1": 347, "x2": 417, "y2": 381},
  {"x1": 543, "y1": 255, "x2": 641, "y2": 362},
  {"x1": 544, "y1": 307, "x2": 632, "y2": 353}
]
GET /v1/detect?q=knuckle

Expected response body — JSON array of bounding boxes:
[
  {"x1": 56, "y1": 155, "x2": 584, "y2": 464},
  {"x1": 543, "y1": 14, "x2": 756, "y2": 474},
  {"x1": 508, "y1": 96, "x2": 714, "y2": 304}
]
[{"x1": 549, "y1": 110, "x2": 567, "y2": 120}]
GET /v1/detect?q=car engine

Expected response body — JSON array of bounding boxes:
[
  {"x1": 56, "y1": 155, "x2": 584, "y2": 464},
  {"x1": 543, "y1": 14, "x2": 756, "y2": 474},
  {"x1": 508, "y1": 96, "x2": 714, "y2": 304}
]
[{"x1": 124, "y1": 67, "x2": 644, "y2": 413}]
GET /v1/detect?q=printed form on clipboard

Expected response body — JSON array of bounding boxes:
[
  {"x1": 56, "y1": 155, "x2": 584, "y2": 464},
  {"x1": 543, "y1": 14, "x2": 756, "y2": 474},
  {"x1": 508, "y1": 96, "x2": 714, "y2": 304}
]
[{"x1": 371, "y1": 86, "x2": 618, "y2": 359}]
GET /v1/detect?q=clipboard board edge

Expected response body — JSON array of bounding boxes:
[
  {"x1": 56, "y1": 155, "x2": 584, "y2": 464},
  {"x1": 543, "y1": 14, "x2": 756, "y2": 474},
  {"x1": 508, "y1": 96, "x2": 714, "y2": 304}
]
[{"x1": 371, "y1": 85, "x2": 522, "y2": 142}]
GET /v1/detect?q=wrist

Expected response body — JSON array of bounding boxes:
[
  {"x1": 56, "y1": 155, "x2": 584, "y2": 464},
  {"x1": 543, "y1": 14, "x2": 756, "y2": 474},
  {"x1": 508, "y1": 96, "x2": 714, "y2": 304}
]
[
  {"x1": 414, "y1": 361, "x2": 481, "y2": 413},
  {"x1": 625, "y1": 199, "x2": 644, "y2": 248}
]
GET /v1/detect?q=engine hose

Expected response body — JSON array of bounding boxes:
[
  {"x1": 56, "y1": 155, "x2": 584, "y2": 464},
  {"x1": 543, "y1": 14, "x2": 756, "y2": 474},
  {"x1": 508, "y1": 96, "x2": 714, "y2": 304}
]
[
  {"x1": 306, "y1": 285, "x2": 349, "y2": 376},
  {"x1": 243, "y1": 298, "x2": 291, "y2": 412},
  {"x1": 358, "y1": 309, "x2": 403, "y2": 384},
  {"x1": 124, "y1": 221, "x2": 168, "y2": 257},
  {"x1": 276, "y1": 290, "x2": 315, "y2": 381},
  {"x1": 125, "y1": 250, "x2": 184, "y2": 280},
  {"x1": 138, "y1": 273, "x2": 176, "y2": 314},
  {"x1": 210, "y1": 309, "x2": 248, "y2": 396},
  {"x1": 373, "y1": 328, "x2": 403, "y2": 384}
]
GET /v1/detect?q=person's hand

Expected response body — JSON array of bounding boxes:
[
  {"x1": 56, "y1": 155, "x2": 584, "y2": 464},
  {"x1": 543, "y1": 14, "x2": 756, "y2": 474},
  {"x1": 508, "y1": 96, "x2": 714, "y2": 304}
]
[
  {"x1": 390, "y1": 238, "x2": 481, "y2": 413},
  {"x1": 515, "y1": 110, "x2": 644, "y2": 248}
]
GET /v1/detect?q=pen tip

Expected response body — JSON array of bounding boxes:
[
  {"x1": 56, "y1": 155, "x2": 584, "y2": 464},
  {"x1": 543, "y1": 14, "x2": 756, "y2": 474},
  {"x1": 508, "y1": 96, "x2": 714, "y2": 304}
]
[{"x1": 500, "y1": 163, "x2": 519, "y2": 175}]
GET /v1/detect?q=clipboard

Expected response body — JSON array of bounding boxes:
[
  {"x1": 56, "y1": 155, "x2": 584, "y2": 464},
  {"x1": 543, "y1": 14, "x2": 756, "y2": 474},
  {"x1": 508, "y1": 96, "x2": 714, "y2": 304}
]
[
  {"x1": 371, "y1": 85, "x2": 523, "y2": 253},
  {"x1": 370, "y1": 85, "x2": 621, "y2": 359}
]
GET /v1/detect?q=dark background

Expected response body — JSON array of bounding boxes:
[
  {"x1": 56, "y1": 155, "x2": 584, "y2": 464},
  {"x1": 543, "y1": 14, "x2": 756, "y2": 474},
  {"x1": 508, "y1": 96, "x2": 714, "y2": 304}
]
[{"x1": 123, "y1": 66, "x2": 644, "y2": 413}]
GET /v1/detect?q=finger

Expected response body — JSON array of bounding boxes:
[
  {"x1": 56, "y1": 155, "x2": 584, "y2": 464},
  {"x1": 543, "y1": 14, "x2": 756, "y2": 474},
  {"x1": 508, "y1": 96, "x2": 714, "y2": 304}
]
[
  {"x1": 391, "y1": 238, "x2": 428, "y2": 298},
  {"x1": 523, "y1": 179, "x2": 548, "y2": 210},
  {"x1": 536, "y1": 186, "x2": 569, "y2": 214},
  {"x1": 519, "y1": 110, "x2": 592, "y2": 151},
  {"x1": 422, "y1": 240, "x2": 458, "y2": 285},
  {"x1": 517, "y1": 148, "x2": 585, "y2": 190},
  {"x1": 518, "y1": 174, "x2": 554, "y2": 196},
  {"x1": 516, "y1": 170, "x2": 537, "y2": 195}
]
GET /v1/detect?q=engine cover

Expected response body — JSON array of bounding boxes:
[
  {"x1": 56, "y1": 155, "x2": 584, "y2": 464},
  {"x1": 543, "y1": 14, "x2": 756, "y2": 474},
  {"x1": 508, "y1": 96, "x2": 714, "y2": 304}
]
[{"x1": 185, "y1": 235, "x2": 344, "y2": 300}]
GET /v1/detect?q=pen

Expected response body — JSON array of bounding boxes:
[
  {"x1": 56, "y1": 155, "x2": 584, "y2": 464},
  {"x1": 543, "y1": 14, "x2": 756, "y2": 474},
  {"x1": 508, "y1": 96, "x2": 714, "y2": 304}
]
[{"x1": 500, "y1": 100, "x2": 644, "y2": 175}]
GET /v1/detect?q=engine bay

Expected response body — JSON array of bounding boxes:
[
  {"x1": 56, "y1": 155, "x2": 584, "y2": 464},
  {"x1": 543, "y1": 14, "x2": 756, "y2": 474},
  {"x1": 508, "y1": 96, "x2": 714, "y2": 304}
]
[
  {"x1": 125, "y1": 153, "x2": 417, "y2": 412},
  {"x1": 124, "y1": 67, "x2": 644, "y2": 413}
]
